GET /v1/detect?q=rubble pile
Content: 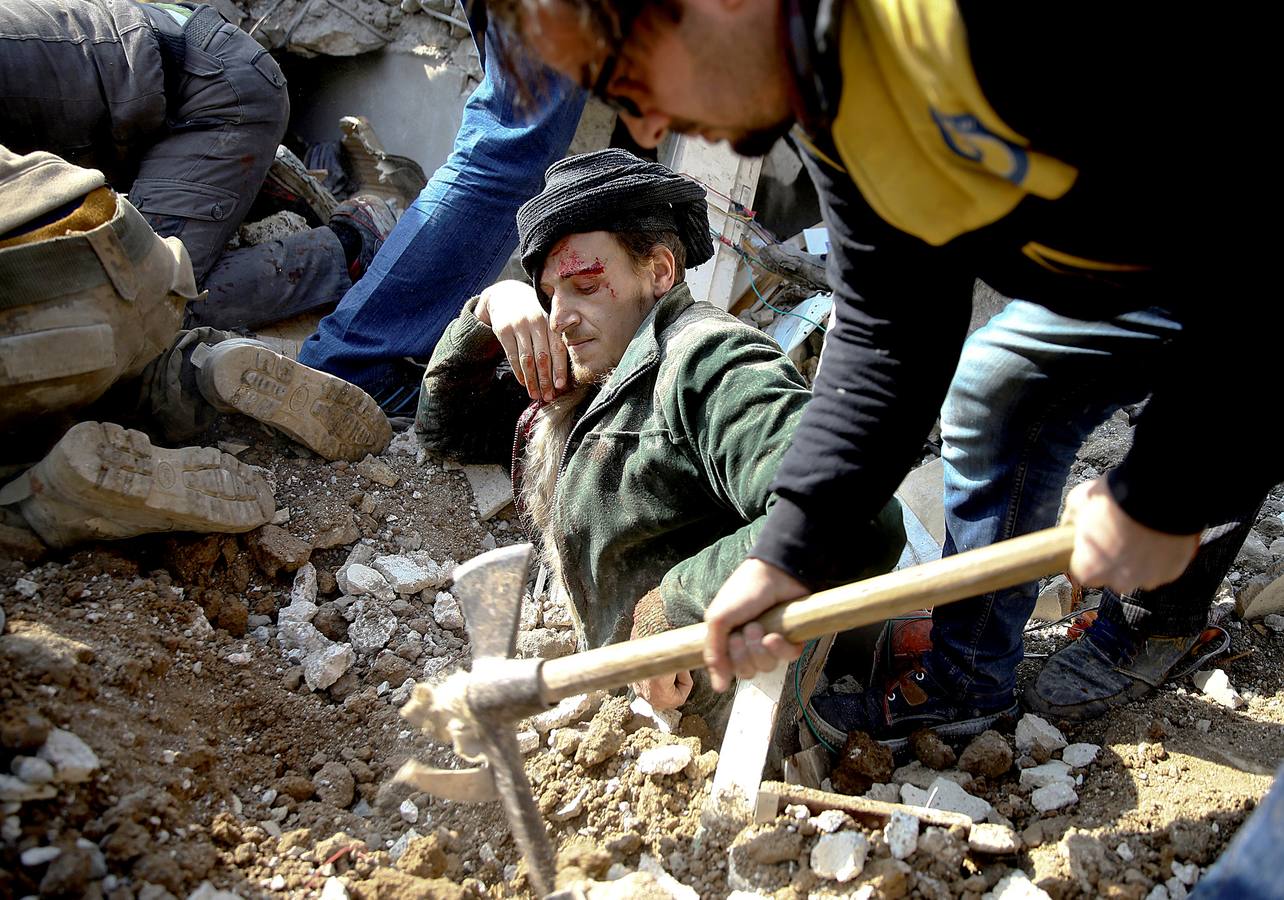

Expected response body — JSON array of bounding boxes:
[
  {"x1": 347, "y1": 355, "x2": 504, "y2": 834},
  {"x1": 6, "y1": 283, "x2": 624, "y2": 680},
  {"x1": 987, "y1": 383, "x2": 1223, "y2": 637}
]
[{"x1": 1, "y1": 415, "x2": 1283, "y2": 898}]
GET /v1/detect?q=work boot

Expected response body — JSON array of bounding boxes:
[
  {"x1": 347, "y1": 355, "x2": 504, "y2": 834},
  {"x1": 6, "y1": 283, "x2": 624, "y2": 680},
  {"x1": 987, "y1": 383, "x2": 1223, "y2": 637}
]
[
  {"x1": 807, "y1": 663, "x2": 1019, "y2": 754},
  {"x1": 1022, "y1": 613, "x2": 1229, "y2": 722},
  {"x1": 191, "y1": 338, "x2": 392, "y2": 461},
  {"x1": 1, "y1": 421, "x2": 274, "y2": 548},
  {"x1": 328, "y1": 194, "x2": 397, "y2": 282}
]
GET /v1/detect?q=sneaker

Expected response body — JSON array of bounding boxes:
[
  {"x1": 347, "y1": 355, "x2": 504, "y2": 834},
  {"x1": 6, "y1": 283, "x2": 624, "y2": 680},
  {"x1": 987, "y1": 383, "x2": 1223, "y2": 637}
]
[
  {"x1": 1022, "y1": 613, "x2": 1229, "y2": 722},
  {"x1": 328, "y1": 193, "x2": 397, "y2": 281},
  {"x1": 808, "y1": 663, "x2": 1019, "y2": 754},
  {"x1": 2, "y1": 421, "x2": 274, "y2": 548},
  {"x1": 191, "y1": 338, "x2": 392, "y2": 462}
]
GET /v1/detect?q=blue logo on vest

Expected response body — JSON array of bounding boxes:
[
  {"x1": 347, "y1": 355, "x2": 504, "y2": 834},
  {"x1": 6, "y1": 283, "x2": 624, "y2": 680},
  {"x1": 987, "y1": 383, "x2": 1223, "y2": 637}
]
[{"x1": 930, "y1": 109, "x2": 1029, "y2": 185}]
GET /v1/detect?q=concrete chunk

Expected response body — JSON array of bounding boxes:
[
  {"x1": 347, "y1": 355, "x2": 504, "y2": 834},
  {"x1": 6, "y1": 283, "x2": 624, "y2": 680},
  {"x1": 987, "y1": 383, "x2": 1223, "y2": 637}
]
[
  {"x1": 37, "y1": 729, "x2": 99, "y2": 784},
  {"x1": 1030, "y1": 781, "x2": 1078, "y2": 812},
  {"x1": 1015, "y1": 714, "x2": 1067, "y2": 755},
  {"x1": 810, "y1": 831, "x2": 869, "y2": 882},
  {"x1": 900, "y1": 777, "x2": 990, "y2": 822},
  {"x1": 463, "y1": 464, "x2": 514, "y2": 520}
]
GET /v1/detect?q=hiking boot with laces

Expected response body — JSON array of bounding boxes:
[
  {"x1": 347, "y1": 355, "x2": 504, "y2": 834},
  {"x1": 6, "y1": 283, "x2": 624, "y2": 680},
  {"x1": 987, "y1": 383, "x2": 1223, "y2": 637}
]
[
  {"x1": 328, "y1": 194, "x2": 397, "y2": 281},
  {"x1": 1023, "y1": 612, "x2": 1229, "y2": 722},
  {"x1": 808, "y1": 663, "x2": 1019, "y2": 754}
]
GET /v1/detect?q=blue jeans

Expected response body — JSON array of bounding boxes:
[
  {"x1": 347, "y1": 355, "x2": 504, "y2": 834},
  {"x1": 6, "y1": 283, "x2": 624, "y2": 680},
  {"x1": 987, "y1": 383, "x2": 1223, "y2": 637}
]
[
  {"x1": 298, "y1": 25, "x2": 587, "y2": 414},
  {"x1": 925, "y1": 300, "x2": 1184, "y2": 704}
]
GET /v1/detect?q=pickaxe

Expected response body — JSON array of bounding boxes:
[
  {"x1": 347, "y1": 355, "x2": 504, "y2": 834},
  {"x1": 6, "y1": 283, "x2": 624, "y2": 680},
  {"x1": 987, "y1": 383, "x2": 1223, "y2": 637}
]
[{"x1": 394, "y1": 524, "x2": 1075, "y2": 896}]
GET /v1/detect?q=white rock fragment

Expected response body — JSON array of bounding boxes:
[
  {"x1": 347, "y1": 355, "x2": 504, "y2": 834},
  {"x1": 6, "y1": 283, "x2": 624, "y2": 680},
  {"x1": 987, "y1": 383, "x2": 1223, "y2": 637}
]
[
  {"x1": 278, "y1": 600, "x2": 318, "y2": 625},
  {"x1": 1015, "y1": 714, "x2": 1067, "y2": 755},
  {"x1": 20, "y1": 845, "x2": 61, "y2": 866},
  {"x1": 637, "y1": 744, "x2": 694, "y2": 776},
  {"x1": 433, "y1": 591, "x2": 465, "y2": 631},
  {"x1": 344, "y1": 564, "x2": 392, "y2": 599},
  {"x1": 15, "y1": 577, "x2": 39, "y2": 598},
  {"x1": 187, "y1": 882, "x2": 247, "y2": 899},
  {"x1": 225, "y1": 651, "x2": 253, "y2": 666},
  {"x1": 278, "y1": 619, "x2": 327, "y2": 653},
  {"x1": 389, "y1": 829, "x2": 420, "y2": 862},
  {"x1": 1030, "y1": 781, "x2": 1078, "y2": 812},
  {"x1": 637, "y1": 854, "x2": 699, "y2": 899},
  {"x1": 517, "y1": 730, "x2": 540, "y2": 754},
  {"x1": 630, "y1": 696, "x2": 681, "y2": 734},
  {"x1": 983, "y1": 869, "x2": 1052, "y2": 899},
  {"x1": 1019, "y1": 760, "x2": 1074, "y2": 790},
  {"x1": 883, "y1": 810, "x2": 919, "y2": 859},
  {"x1": 1165, "y1": 876, "x2": 1189, "y2": 900},
  {"x1": 37, "y1": 729, "x2": 99, "y2": 783},
  {"x1": 399, "y1": 798, "x2": 419, "y2": 824},
  {"x1": 2, "y1": 816, "x2": 20, "y2": 841},
  {"x1": 11, "y1": 755, "x2": 55, "y2": 785},
  {"x1": 863, "y1": 783, "x2": 901, "y2": 803},
  {"x1": 1172, "y1": 860, "x2": 1199, "y2": 886},
  {"x1": 463, "y1": 464, "x2": 514, "y2": 520},
  {"x1": 373, "y1": 555, "x2": 435, "y2": 594},
  {"x1": 810, "y1": 831, "x2": 868, "y2": 882},
  {"x1": 302, "y1": 643, "x2": 355, "y2": 691},
  {"x1": 269, "y1": 873, "x2": 286, "y2": 890},
  {"x1": 529, "y1": 692, "x2": 605, "y2": 733},
  {"x1": 969, "y1": 823, "x2": 1021, "y2": 855},
  {"x1": 551, "y1": 785, "x2": 590, "y2": 821},
  {"x1": 1145, "y1": 886, "x2": 1170, "y2": 900},
  {"x1": 1116, "y1": 842, "x2": 1134, "y2": 861},
  {"x1": 901, "y1": 777, "x2": 991, "y2": 822},
  {"x1": 810, "y1": 809, "x2": 850, "y2": 833},
  {"x1": 1060, "y1": 743, "x2": 1100, "y2": 768},
  {"x1": 1192, "y1": 668, "x2": 1245, "y2": 709},
  {"x1": 348, "y1": 601, "x2": 397, "y2": 653},
  {"x1": 290, "y1": 563, "x2": 318, "y2": 606},
  {"x1": 318, "y1": 876, "x2": 349, "y2": 900}
]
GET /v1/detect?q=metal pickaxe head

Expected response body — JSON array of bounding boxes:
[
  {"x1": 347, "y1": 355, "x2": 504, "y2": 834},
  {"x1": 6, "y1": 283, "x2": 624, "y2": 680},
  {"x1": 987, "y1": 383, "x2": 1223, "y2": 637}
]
[{"x1": 393, "y1": 543, "x2": 561, "y2": 896}]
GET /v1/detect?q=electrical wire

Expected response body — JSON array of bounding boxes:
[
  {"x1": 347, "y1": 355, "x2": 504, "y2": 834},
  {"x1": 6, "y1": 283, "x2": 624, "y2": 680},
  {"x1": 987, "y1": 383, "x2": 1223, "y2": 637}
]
[{"x1": 713, "y1": 230, "x2": 828, "y2": 333}]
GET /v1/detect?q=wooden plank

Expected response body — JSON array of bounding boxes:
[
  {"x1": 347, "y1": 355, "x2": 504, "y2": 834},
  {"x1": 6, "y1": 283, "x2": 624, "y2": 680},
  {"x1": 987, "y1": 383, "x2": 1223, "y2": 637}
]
[
  {"x1": 711, "y1": 664, "x2": 789, "y2": 812},
  {"x1": 757, "y1": 781, "x2": 974, "y2": 829}
]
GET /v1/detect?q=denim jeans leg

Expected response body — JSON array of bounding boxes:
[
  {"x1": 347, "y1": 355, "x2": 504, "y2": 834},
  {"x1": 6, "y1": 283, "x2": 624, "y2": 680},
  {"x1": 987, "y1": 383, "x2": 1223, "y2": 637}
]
[
  {"x1": 925, "y1": 300, "x2": 1182, "y2": 704},
  {"x1": 298, "y1": 24, "x2": 588, "y2": 413}
]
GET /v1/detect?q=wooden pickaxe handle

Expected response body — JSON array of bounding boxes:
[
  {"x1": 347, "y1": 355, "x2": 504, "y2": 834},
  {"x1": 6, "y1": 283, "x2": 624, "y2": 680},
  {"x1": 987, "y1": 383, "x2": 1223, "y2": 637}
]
[{"x1": 539, "y1": 523, "x2": 1075, "y2": 703}]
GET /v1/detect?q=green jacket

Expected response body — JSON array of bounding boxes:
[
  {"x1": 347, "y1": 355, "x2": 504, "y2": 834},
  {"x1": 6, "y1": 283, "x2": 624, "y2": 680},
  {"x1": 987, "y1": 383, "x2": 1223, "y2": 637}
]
[{"x1": 416, "y1": 284, "x2": 903, "y2": 707}]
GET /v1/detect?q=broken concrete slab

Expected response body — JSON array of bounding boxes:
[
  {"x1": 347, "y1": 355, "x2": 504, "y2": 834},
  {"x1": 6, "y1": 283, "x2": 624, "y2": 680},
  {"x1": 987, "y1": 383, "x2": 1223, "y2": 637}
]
[
  {"x1": 462, "y1": 464, "x2": 514, "y2": 520},
  {"x1": 1237, "y1": 565, "x2": 1284, "y2": 620}
]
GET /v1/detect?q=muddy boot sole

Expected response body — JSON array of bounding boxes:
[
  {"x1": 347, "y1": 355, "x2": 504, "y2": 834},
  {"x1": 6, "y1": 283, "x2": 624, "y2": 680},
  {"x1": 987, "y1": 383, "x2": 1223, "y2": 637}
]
[
  {"x1": 14, "y1": 421, "x2": 275, "y2": 548},
  {"x1": 194, "y1": 339, "x2": 392, "y2": 462}
]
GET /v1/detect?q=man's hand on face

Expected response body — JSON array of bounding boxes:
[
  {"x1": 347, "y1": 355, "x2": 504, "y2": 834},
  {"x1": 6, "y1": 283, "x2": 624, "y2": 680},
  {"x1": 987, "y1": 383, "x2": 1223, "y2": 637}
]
[
  {"x1": 474, "y1": 280, "x2": 569, "y2": 402},
  {"x1": 703, "y1": 558, "x2": 807, "y2": 694},
  {"x1": 631, "y1": 670, "x2": 694, "y2": 710},
  {"x1": 1062, "y1": 476, "x2": 1199, "y2": 594}
]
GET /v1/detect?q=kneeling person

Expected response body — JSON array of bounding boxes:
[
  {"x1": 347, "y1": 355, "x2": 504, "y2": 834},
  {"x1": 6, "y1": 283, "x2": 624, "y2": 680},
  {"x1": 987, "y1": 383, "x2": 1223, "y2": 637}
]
[{"x1": 416, "y1": 149, "x2": 902, "y2": 724}]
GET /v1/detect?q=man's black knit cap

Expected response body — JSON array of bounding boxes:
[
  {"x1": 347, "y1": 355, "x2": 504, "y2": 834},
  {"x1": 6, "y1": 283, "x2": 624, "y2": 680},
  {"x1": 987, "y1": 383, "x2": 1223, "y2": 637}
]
[{"x1": 517, "y1": 148, "x2": 713, "y2": 286}]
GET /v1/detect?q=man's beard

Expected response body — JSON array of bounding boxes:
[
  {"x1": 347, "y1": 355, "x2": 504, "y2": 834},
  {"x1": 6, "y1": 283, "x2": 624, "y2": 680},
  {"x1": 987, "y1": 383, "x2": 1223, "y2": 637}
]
[{"x1": 729, "y1": 119, "x2": 794, "y2": 157}]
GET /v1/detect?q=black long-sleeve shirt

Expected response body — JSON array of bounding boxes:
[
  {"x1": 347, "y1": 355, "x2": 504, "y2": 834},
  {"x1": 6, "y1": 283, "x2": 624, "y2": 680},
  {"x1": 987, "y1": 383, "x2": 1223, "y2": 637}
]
[{"x1": 751, "y1": 0, "x2": 1276, "y2": 585}]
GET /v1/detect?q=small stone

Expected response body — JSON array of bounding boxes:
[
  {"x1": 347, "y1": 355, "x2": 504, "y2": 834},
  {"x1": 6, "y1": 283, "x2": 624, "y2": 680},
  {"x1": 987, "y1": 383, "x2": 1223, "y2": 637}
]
[
  {"x1": 21, "y1": 845, "x2": 62, "y2": 866},
  {"x1": 1166, "y1": 877, "x2": 1189, "y2": 900},
  {"x1": 517, "y1": 730, "x2": 540, "y2": 754},
  {"x1": 15, "y1": 577, "x2": 40, "y2": 598},
  {"x1": 551, "y1": 785, "x2": 590, "y2": 821},
  {"x1": 37, "y1": 728, "x2": 99, "y2": 783},
  {"x1": 1264, "y1": 614, "x2": 1284, "y2": 633},
  {"x1": 185, "y1": 882, "x2": 245, "y2": 899},
  {"x1": 290, "y1": 563, "x2": 318, "y2": 606},
  {"x1": 1019, "y1": 760, "x2": 1074, "y2": 790},
  {"x1": 1030, "y1": 781, "x2": 1078, "y2": 812},
  {"x1": 529, "y1": 692, "x2": 604, "y2": 733},
  {"x1": 313, "y1": 761, "x2": 355, "y2": 808},
  {"x1": 1116, "y1": 842, "x2": 1135, "y2": 861},
  {"x1": 372, "y1": 555, "x2": 435, "y2": 594},
  {"x1": 246, "y1": 525, "x2": 312, "y2": 578},
  {"x1": 1192, "y1": 668, "x2": 1245, "y2": 709},
  {"x1": 302, "y1": 643, "x2": 355, "y2": 691},
  {"x1": 637, "y1": 744, "x2": 694, "y2": 775},
  {"x1": 11, "y1": 755, "x2": 55, "y2": 784},
  {"x1": 1015, "y1": 714, "x2": 1067, "y2": 755},
  {"x1": 968, "y1": 823, "x2": 1021, "y2": 855},
  {"x1": 810, "y1": 831, "x2": 868, "y2": 882},
  {"x1": 629, "y1": 696, "x2": 682, "y2": 734},
  {"x1": 433, "y1": 591, "x2": 465, "y2": 630},
  {"x1": 1146, "y1": 886, "x2": 1171, "y2": 900},
  {"x1": 983, "y1": 869, "x2": 1052, "y2": 899},
  {"x1": 226, "y1": 651, "x2": 253, "y2": 666},
  {"x1": 811, "y1": 809, "x2": 850, "y2": 833},
  {"x1": 462, "y1": 464, "x2": 513, "y2": 519},
  {"x1": 741, "y1": 826, "x2": 803, "y2": 865},
  {"x1": 1061, "y1": 743, "x2": 1100, "y2": 768},
  {"x1": 399, "y1": 798, "x2": 419, "y2": 824},
  {"x1": 883, "y1": 810, "x2": 919, "y2": 859},
  {"x1": 910, "y1": 729, "x2": 957, "y2": 770},
  {"x1": 0, "y1": 772, "x2": 56, "y2": 801},
  {"x1": 343, "y1": 564, "x2": 392, "y2": 599},
  {"x1": 959, "y1": 730, "x2": 1014, "y2": 778},
  {"x1": 356, "y1": 455, "x2": 399, "y2": 487},
  {"x1": 269, "y1": 873, "x2": 286, "y2": 890},
  {"x1": 901, "y1": 777, "x2": 992, "y2": 822},
  {"x1": 1167, "y1": 860, "x2": 1198, "y2": 886},
  {"x1": 348, "y1": 600, "x2": 397, "y2": 653},
  {"x1": 278, "y1": 600, "x2": 318, "y2": 624}
]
